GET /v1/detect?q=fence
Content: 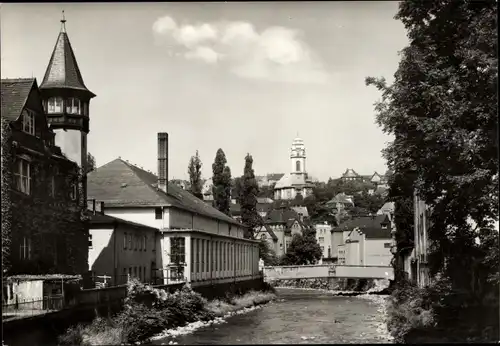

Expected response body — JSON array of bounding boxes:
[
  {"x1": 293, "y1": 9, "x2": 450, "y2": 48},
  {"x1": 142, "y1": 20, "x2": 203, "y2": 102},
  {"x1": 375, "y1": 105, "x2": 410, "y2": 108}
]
[{"x1": 2, "y1": 295, "x2": 64, "y2": 320}]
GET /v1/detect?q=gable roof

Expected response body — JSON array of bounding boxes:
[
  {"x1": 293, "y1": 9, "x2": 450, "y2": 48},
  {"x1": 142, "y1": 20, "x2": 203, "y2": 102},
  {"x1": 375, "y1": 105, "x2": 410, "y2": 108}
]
[
  {"x1": 40, "y1": 30, "x2": 95, "y2": 97},
  {"x1": 267, "y1": 173, "x2": 285, "y2": 181},
  {"x1": 342, "y1": 168, "x2": 360, "y2": 178},
  {"x1": 291, "y1": 206, "x2": 309, "y2": 218},
  {"x1": 265, "y1": 207, "x2": 300, "y2": 225},
  {"x1": 337, "y1": 215, "x2": 391, "y2": 239},
  {"x1": 87, "y1": 158, "x2": 243, "y2": 227},
  {"x1": 257, "y1": 224, "x2": 278, "y2": 241},
  {"x1": 327, "y1": 193, "x2": 355, "y2": 206},
  {"x1": 1, "y1": 78, "x2": 37, "y2": 122}
]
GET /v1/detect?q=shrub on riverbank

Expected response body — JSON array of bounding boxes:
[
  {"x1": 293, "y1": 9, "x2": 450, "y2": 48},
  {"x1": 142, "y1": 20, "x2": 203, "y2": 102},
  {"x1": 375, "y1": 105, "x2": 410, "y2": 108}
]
[
  {"x1": 58, "y1": 280, "x2": 276, "y2": 345},
  {"x1": 386, "y1": 277, "x2": 499, "y2": 343}
]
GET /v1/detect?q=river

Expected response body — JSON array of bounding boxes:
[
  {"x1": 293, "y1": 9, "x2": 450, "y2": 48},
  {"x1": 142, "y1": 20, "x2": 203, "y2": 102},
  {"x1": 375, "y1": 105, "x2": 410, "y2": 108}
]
[{"x1": 151, "y1": 288, "x2": 393, "y2": 345}]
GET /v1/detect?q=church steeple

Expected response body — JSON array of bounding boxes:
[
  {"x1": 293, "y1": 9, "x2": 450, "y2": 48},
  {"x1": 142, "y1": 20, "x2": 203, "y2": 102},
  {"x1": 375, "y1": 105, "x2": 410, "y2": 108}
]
[{"x1": 290, "y1": 136, "x2": 306, "y2": 175}]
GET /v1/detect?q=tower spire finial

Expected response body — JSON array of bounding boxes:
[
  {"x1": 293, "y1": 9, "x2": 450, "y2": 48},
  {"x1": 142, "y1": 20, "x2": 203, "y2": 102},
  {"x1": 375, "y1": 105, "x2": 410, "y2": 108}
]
[{"x1": 60, "y1": 10, "x2": 66, "y2": 32}]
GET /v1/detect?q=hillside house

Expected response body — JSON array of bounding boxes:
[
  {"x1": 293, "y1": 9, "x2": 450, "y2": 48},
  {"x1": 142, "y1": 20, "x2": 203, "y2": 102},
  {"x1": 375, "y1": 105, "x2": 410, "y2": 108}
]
[
  {"x1": 254, "y1": 206, "x2": 308, "y2": 257},
  {"x1": 334, "y1": 215, "x2": 393, "y2": 266}
]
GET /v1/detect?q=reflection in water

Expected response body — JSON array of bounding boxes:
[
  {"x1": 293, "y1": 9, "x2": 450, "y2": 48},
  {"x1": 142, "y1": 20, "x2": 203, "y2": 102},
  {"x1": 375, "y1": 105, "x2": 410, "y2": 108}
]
[{"x1": 151, "y1": 288, "x2": 392, "y2": 345}]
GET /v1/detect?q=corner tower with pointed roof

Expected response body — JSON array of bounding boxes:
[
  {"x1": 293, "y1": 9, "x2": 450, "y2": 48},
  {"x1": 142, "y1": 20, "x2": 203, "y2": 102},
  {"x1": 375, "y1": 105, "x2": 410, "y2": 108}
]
[{"x1": 39, "y1": 13, "x2": 96, "y2": 202}]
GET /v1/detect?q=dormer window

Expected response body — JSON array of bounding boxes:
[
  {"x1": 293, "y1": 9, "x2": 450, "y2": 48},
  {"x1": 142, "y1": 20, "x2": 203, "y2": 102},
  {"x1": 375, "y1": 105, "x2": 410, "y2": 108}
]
[
  {"x1": 66, "y1": 98, "x2": 81, "y2": 115},
  {"x1": 381, "y1": 224, "x2": 388, "y2": 229},
  {"x1": 22, "y1": 110, "x2": 35, "y2": 135},
  {"x1": 48, "y1": 97, "x2": 63, "y2": 113}
]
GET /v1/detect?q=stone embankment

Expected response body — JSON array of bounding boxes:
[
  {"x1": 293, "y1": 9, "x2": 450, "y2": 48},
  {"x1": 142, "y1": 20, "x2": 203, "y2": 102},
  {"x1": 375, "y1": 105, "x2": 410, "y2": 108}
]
[{"x1": 270, "y1": 278, "x2": 393, "y2": 296}]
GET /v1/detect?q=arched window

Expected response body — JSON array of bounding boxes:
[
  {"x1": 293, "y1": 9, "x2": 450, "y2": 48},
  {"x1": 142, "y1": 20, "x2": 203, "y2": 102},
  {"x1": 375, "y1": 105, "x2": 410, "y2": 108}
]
[
  {"x1": 260, "y1": 234, "x2": 267, "y2": 241},
  {"x1": 296, "y1": 160, "x2": 301, "y2": 172}
]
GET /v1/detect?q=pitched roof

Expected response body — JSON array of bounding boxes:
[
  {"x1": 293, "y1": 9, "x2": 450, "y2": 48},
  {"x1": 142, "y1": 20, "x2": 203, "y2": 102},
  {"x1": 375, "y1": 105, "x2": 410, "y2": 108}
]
[
  {"x1": 275, "y1": 173, "x2": 314, "y2": 189},
  {"x1": 342, "y1": 168, "x2": 360, "y2": 178},
  {"x1": 87, "y1": 158, "x2": 243, "y2": 226},
  {"x1": 1, "y1": 78, "x2": 36, "y2": 122},
  {"x1": 291, "y1": 206, "x2": 309, "y2": 218},
  {"x1": 337, "y1": 215, "x2": 391, "y2": 239},
  {"x1": 40, "y1": 30, "x2": 95, "y2": 97},
  {"x1": 327, "y1": 193, "x2": 355, "y2": 206},
  {"x1": 267, "y1": 173, "x2": 285, "y2": 181},
  {"x1": 265, "y1": 207, "x2": 301, "y2": 225},
  {"x1": 259, "y1": 224, "x2": 278, "y2": 241}
]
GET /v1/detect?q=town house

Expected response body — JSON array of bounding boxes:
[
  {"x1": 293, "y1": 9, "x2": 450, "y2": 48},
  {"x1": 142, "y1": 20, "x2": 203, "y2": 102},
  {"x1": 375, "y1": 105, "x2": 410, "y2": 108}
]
[
  {"x1": 1, "y1": 78, "x2": 88, "y2": 276},
  {"x1": 87, "y1": 133, "x2": 260, "y2": 286}
]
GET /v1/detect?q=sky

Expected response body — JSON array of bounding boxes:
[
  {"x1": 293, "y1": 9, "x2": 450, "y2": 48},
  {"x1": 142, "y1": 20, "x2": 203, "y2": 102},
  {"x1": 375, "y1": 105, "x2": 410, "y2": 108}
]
[{"x1": 1, "y1": 2, "x2": 409, "y2": 182}]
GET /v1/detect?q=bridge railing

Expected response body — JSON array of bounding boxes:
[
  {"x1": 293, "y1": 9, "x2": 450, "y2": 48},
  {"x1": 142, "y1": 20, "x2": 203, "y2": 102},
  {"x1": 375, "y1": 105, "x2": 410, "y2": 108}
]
[{"x1": 262, "y1": 264, "x2": 394, "y2": 281}]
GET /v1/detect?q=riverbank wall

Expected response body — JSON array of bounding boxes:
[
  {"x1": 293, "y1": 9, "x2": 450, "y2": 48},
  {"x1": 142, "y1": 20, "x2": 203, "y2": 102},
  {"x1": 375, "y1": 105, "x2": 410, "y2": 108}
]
[
  {"x1": 269, "y1": 278, "x2": 388, "y2": 292},
  {"x1": 2, "y1": 277, "x2": 267, "y2": 346}
]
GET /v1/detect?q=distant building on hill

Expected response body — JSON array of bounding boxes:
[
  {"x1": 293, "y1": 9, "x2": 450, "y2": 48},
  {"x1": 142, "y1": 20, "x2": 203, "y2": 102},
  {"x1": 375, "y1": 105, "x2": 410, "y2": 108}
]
[{"x1": 273, "y1": 136, "x2": 315, "y2": 200}]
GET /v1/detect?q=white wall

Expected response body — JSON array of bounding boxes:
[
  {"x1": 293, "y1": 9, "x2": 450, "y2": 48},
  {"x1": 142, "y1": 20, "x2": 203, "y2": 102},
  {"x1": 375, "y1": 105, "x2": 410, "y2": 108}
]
[
  {"x1": 88, "y1": 227, "x2": 114, "y2": 272},
  {"x1": 104, "y1": 207, "x2": 168, "y2": 229},
  {"x1": 315, "y1": 224, "x2": 332, "y2": 258},
  {"x1": 89, "y1": 223, "x2": 157, "y2": 285},
  {"x1": 364, "y1": 239, "x2": 393, "y2": 266},
  {"x1": 53, "y1": 129, "x2": 86, "y2": 168}
]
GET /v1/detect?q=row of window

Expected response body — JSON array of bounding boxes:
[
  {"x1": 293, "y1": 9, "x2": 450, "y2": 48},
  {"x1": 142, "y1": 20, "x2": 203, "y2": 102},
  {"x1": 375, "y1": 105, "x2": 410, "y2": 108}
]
[
  {"x1": 123, "y1": 266, "x2": 148, "y2": 283},
  {"x1": 123, "y1": 233, "x2": 148, "y2": 251},
  {"x1": 189, "y1": 238, "x2": 256, "y2": 275},
  {"x1": 46, "y1": 97, "x2": 88, "y2": 115},
  {"x1": 13, "y1": 157, "x2": 77, "y2": 199}
]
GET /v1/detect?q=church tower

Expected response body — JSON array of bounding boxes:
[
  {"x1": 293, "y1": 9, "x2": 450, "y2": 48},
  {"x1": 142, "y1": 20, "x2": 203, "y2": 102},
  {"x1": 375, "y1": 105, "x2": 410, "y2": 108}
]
[
  {"x1": 290, "y1": 136, "x2": 306, "y2": 176},
  {"x1": 39, "y1": 12, "x2": 96, "y2": 203}
]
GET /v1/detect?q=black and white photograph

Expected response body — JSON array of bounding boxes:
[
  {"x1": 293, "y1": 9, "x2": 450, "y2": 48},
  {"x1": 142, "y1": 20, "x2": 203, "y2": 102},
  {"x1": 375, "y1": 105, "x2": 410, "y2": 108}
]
[{"x1": 1, "y1": 1, "x2": 498, "y2": 345}]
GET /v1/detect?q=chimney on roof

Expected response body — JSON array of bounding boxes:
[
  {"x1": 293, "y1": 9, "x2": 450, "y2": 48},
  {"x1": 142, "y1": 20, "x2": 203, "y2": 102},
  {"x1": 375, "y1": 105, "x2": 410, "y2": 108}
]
[{"x1": 157, "y1": 132, "x2": 168, "y2": 193}]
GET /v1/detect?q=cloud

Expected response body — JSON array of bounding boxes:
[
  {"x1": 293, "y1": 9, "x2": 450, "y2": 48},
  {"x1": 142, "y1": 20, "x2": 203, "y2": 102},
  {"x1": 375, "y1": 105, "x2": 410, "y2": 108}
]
[
  {"x1": 152, "y1": 16, "x2": 329, "y2": 84},
  {"x1": 185, "y1": 46, "x2": 220, "y2": 64}
]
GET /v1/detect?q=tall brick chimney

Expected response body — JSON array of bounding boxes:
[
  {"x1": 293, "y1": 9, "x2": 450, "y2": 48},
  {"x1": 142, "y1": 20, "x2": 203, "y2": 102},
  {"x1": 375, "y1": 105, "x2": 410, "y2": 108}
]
[{"x1": 157, "y1": 132, "x2": 168, "y2": 193}]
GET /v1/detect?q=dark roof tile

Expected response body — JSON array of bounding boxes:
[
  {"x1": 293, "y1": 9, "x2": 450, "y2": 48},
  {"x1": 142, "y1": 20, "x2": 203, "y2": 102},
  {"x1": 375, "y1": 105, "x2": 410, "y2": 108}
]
[
  {"x1": 40, "y1": 31, "x2": 94, "y2": 96},
  {"x1": 336, "y1": 215, "x2": 391, "y2": 239},
  {"x1": 1, "y1": 78, "x2": 36, "y2": 122},
  {"x1": 88, "y1": 158, "x2": 242, "y2": 227}
]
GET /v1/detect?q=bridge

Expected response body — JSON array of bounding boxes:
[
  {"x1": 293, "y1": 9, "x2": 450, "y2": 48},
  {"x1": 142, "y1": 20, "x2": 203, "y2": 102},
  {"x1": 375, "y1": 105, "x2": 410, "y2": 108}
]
[{"x1": 262, "y1": 264, "x2": 394, "y2": 281}]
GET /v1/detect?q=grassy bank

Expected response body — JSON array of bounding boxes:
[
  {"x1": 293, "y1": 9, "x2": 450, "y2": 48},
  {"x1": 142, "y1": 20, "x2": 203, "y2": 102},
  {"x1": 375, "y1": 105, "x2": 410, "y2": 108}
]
[{"x1": 58, "y1": 280, "x2": 276, "y2": 345}]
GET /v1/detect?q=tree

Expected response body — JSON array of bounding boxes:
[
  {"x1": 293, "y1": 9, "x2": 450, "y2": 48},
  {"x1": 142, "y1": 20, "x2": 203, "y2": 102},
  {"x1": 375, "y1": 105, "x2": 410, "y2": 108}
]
[
  {"x1": 231, "y1": 177, "x2": 242, "y2": 202},
  {"x1": 86, "y1": 152, "x2": 96, "y2": 174},
  {"x1": 212, "y1": 149, "x2": 232, "y2": 216},
  {"x1": 353, "y1": 192, "x2": 385, "y2": 214},
  {"x1": 366, "y1": 0, "x2": 498, "y2": 339},
  {"x1": 187, "y1": 150, "x2": 203, "y2": 199},
  {"x1": 259, "y1": 240, "x2": 279, "y2": 266},
  {"x1": 290, "y1": 193, "x2": 304, "y2": 206},
  {"x1": 240, "y1": 154, "x2": 261, "y2": 237},
  {"x1": 280, "y1": 228, "x2": 323, "y2": 265},
  {"x1": 257, "y1": 184, "x2": 274, "y2": 199}
]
